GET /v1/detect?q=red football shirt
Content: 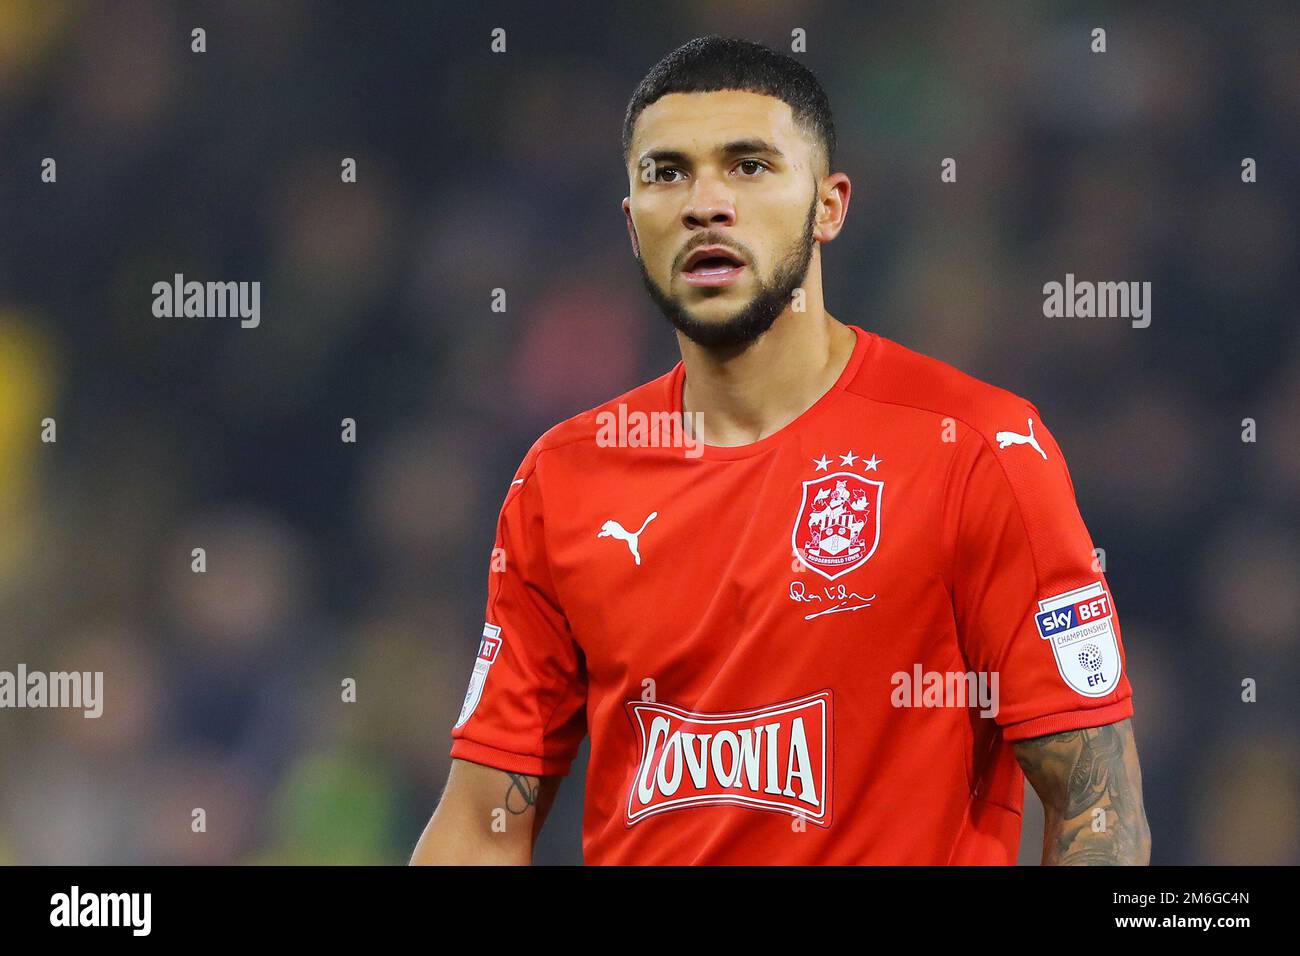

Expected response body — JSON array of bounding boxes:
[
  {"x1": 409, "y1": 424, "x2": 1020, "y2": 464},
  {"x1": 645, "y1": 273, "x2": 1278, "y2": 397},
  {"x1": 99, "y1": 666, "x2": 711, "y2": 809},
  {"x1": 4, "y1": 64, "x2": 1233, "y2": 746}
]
[{"x1": 449, "y1": 325, "x2": 1133, "y2": 864}]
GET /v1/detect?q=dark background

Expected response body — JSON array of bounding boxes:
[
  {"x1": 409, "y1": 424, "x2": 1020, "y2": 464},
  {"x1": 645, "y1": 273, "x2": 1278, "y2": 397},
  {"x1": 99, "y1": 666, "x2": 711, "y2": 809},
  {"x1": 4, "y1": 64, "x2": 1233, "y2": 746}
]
[{"x1": 0, "y1": 0, "x2": 1296, "y2": 864}]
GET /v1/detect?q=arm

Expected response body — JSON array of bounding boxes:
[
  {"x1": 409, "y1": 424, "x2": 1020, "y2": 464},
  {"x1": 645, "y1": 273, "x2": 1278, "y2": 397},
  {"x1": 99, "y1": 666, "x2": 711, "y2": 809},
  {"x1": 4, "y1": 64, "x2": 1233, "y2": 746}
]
[
  {"x1": 1012, "y1": 717, "x2": 1151, "y2": 865},
  {"x1": 409, "y1": 758, "x2": 563, "y2": 865}
]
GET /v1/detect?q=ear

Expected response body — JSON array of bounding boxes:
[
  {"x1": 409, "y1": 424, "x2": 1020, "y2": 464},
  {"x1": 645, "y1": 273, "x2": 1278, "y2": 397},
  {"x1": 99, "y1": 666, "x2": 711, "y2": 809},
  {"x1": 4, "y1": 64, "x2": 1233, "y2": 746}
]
[
  {"x1": 622, "y1": 197, "x2": 641, "y2": 257},
  {"x1": 812, "y1": 172, "x2": 852, "y2": 243}
]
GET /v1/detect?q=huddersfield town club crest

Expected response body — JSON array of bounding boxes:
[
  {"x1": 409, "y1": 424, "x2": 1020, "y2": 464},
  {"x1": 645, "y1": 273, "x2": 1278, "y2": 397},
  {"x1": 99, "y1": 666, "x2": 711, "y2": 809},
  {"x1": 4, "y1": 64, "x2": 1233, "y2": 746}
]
[{"x1": 792, "y1": 472, "x2": 882, "y2": 580}]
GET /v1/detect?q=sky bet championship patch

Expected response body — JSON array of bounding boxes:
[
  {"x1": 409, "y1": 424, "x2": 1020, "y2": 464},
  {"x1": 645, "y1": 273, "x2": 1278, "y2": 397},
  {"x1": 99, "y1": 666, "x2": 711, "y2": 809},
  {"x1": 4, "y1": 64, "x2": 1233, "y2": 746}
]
[
  {"x1": 1035, "y1": 582, "x2": 1122, "y2": 698},
  {"x1": 454, "y1": 623, "x2": 503, "y2": 728}
]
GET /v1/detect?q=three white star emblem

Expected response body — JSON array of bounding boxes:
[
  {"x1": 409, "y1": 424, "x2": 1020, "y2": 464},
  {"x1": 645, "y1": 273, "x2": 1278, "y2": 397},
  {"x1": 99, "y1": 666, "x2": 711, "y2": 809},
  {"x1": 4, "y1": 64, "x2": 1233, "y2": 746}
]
[{"x1": 812, "y1": 451, "x2": 881, "y2": 472}]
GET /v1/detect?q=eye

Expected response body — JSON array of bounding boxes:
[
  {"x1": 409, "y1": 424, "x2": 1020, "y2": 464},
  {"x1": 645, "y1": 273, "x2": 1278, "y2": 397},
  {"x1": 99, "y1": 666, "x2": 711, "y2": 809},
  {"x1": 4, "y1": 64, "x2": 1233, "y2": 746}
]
[
  {"x1": 736, "y1": 159, "x2": 768, "y2": 176},
  {"x1": 655, "y1": 166, "x2": 685, "y2": 183}
]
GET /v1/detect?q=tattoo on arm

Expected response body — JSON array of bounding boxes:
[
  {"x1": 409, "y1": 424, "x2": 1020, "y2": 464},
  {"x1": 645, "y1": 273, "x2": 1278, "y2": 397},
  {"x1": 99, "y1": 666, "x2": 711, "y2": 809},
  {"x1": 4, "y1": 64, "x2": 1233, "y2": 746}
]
[
  {"x1": 503, "y1": 773, "x2": 540, "y2": 815},
  {"x1": 497, "y1": 771, "x2": 561, "y2": 850},
  {"x1": 1013, "y1": 718, "x2": 1151, "y2": 865}
]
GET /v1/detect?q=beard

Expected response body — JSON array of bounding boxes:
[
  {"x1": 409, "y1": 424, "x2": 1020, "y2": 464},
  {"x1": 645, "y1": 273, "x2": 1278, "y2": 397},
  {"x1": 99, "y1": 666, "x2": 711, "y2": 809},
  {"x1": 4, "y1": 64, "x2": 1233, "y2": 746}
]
[{"x1": 635, "y1": 197, "x2": 818, "y2": 351}]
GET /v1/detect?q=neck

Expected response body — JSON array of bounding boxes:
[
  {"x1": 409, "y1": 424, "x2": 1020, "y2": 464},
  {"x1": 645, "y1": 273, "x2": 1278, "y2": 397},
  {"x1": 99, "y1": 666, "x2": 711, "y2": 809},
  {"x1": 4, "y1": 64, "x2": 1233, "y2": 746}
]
[{"x1": 678, "y1": 295, "x2": 857, "y2": 448}]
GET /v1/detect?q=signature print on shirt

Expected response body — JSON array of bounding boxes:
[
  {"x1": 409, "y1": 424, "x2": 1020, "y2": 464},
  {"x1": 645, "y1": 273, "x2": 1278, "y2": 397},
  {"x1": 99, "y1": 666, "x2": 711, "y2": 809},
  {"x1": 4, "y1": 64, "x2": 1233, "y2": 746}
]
[{"x1": 788, "y1": 581, "x2": 876, "y2": 620}]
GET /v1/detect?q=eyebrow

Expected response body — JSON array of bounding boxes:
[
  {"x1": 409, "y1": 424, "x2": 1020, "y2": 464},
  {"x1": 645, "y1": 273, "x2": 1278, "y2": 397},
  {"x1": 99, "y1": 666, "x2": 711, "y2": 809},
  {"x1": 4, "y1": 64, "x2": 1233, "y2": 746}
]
[{"x1": 639, "y1": 138, "x2": 786, "y2": 166}]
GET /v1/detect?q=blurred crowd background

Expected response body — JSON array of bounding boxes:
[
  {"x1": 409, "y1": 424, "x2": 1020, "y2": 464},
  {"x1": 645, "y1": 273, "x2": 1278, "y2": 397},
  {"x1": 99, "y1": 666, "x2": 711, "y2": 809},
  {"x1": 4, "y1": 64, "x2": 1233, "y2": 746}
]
[{"x1": 0, "y1": 0, "x2": 1296, "y2": 865}]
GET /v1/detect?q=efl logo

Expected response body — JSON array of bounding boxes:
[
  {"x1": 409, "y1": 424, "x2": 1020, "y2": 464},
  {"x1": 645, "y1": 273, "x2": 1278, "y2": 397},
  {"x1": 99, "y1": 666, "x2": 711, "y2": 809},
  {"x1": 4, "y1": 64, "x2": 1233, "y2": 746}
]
[
  {"x1": 1036, "y1": 582, "x2": 1122, "y2": 697},
  {"x1": 625, "y1": 691, "x2": 832, "y2": 827}
]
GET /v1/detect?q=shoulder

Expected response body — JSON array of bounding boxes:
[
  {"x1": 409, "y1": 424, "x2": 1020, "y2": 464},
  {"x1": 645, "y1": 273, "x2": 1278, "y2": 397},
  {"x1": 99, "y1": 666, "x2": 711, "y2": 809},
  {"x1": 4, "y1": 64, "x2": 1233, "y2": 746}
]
[
  {"x1": 848, "y1": 332, "x2": 1045, "y2": 452},
  {"x1": 849, "y1": 338, "x2": 1092, "y2": 556},
  {"x1": 508, "y1": 367, "x2": 677, "y2": 486}
]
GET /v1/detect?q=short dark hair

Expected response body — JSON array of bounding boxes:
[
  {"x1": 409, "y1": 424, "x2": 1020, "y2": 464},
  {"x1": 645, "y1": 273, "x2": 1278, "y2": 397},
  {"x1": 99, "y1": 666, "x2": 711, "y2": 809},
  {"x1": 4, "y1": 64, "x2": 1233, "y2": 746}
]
[{"x1": 622, "y1": 36, "x2": 837, "y2": 175}]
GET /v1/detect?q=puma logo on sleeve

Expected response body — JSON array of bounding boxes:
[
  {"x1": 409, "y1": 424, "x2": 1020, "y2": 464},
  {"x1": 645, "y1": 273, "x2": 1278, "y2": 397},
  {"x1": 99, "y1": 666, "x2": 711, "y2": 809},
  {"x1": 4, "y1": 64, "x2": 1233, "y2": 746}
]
[{"x1": 995, "y1": 417, "x2": 1048, "y2": 460}]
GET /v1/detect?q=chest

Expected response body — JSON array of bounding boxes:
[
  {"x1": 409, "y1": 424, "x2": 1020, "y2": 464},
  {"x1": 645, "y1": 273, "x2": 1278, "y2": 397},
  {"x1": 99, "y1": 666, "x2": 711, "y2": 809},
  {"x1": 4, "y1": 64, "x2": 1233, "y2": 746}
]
[{"x1": 544, "y1": 433, "x2": 961, "y2": 686}]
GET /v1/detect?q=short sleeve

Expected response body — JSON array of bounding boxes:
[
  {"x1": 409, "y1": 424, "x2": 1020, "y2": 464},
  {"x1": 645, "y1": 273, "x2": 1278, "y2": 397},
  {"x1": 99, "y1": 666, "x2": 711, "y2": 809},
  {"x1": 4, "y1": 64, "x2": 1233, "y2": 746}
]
[
  {"x1": 947, "y1": 410, "x2": 1133, "y2": 742},
  {"x1": 449, "y1": 446, "x2": 588, "y2": 776}
]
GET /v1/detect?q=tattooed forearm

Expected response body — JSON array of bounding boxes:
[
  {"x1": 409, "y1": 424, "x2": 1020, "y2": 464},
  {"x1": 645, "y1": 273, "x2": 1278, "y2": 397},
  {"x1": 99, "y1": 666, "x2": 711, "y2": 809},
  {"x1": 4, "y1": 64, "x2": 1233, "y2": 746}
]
[
  {"x1": 503, "y1": 773, "x2": 541, "y2": 815},
  {"x1": 1013, "y1": 718, "x2": 1151, "y2": 865}
]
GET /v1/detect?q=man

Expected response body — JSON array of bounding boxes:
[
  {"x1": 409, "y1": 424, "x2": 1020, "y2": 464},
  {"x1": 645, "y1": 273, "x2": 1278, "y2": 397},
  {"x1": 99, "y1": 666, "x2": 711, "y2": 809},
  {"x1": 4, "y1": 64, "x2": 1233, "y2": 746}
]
[{"x1": 413, "y1": 36, "x2": 1150, "y2": 865}]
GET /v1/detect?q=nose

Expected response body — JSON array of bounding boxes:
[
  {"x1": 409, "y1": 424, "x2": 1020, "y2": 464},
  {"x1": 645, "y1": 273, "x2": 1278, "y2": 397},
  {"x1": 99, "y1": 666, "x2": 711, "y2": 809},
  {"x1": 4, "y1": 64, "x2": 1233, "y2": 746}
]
[{"x1": 682, "y1": 175, "x2": 736, "y2": 230}]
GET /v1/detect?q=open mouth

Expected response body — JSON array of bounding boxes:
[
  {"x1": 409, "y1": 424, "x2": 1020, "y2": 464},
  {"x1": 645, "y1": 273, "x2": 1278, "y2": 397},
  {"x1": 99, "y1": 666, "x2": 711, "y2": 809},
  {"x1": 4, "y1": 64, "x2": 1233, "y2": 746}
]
[{"x1": 681, "y1": 246, "x2": 747, "y2": 287}]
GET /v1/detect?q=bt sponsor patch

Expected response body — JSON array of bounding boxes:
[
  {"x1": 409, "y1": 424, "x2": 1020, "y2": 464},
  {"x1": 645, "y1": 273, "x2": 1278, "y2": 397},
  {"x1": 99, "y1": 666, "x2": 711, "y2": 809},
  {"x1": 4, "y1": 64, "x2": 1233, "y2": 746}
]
[{"x1": 1035, "y1": 582, "x2": 1122, "y2": 697}]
